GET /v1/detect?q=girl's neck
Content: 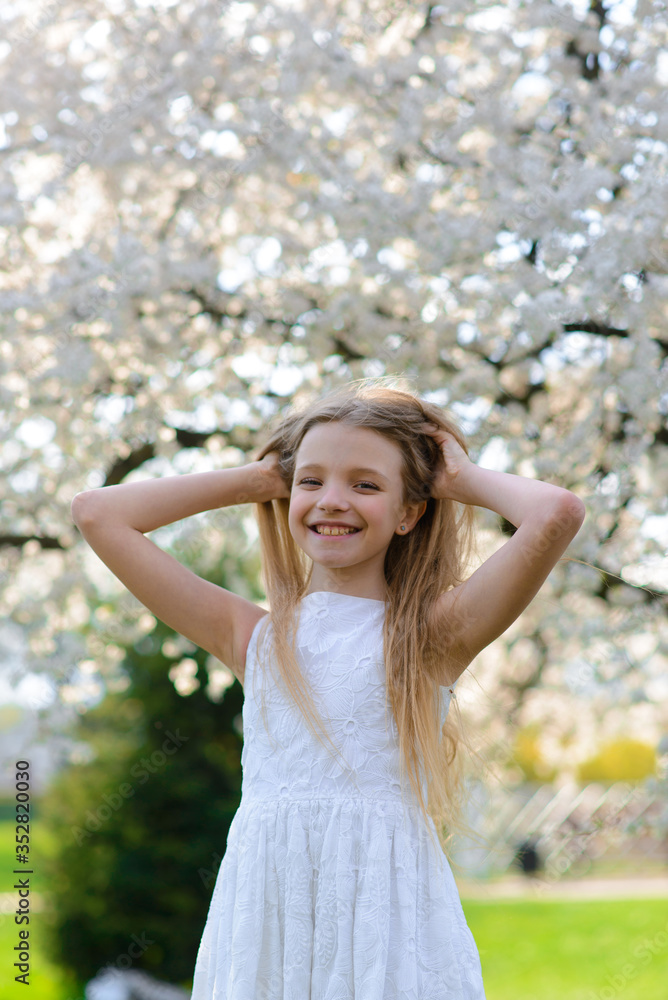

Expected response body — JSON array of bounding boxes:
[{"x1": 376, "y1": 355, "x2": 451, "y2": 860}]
[
  {"x1": 306, "y1": 570, "x2": 387, "y2": 603},
  {"x1": 305, "y1": 587, "x2": 386, "y2": 601}
]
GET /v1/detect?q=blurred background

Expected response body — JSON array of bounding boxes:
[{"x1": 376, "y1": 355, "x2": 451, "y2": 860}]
[{"x1": 1, "y1": 0, "x2": 667, "y2": 997}]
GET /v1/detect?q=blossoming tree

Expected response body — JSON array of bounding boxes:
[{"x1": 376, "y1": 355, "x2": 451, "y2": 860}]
[{"x1": 1, "y1": 0, "x2": 666, "y2": 781}]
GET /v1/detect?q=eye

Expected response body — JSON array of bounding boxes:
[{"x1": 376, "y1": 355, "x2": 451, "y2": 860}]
[{"x1": 297, "y1": 478, "x2": 378, "y2": 489}]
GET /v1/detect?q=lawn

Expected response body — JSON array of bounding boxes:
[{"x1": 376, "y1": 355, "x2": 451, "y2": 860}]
[
  {"x1": 2, "y1": 816, "x2": 666, "y2": 998},
  {"x1": 0, "y1": 914, "x2": 82, "y2": 1000},
  {"x1": 2, "y1": 896, "x2": 665, "y2": 999},
  {"x1": 1, "y1": 816, "x2": 81, "y2": 1000},
  {"x1": 464, "y1": 897, "x2": 668, "y2": 999}
]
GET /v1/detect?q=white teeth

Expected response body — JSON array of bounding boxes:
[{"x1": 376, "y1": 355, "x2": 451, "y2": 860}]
[{"x1": 315, "y1": 526, "x2": 357, "y2": 535}]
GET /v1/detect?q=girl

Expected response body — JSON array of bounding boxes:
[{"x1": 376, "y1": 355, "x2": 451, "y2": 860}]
[{"x1": 71, "y1": 381, "x2": 586, "y2": 999}]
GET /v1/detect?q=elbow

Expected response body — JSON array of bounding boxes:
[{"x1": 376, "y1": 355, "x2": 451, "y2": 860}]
[
  {"x1": 549, "y1": 492, "x2": 586, "y2": 534},
  {"x1": 71, "y1": 490, "x2": 100, "y2": 529},
  {"x1": 562, "y1": 491, "x2": 586, "y2": 523}
]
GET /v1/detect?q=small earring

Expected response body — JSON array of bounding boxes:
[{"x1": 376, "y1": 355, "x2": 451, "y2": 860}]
[{"x1": 400, "y1": 525, "x2": 406, "y2": 531}]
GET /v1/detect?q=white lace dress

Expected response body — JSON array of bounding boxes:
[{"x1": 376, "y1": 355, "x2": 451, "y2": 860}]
[{"x1": 190, "y1": 591, "x2": 486, "y2": 999}]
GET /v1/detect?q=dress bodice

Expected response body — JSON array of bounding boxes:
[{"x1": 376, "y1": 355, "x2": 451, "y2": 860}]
[{"x1": 240, "y1": 591, "x2": 457, "y2": 808}]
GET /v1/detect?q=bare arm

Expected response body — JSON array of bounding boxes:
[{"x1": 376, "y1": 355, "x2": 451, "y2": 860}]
[
  {"x1": 422, "y1": 423, "x2": 586, "y2": 672},
  {"x1": 71, "y1": 459, "x2": 283, "y2": 532},
  {"x1": 71, "y1": 455, "x2": 289, "y2": 680},
  {"x1": 443, "y1": 464, "x2": 579, "y2": 527}
]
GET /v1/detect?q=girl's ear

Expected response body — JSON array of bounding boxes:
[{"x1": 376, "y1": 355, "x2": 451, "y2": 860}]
[{"x1": 398, "y1": 499, "x2": 427, "y2": 533}]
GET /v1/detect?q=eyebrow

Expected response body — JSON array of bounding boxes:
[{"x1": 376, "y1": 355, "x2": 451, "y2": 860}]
[{"x1": 295, "y1": 463, "x2": 390, "y2": 483}]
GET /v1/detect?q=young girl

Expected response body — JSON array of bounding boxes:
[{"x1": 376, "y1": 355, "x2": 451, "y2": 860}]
[{"x1": 71, "y1": 381, "x2": 586, "y2": 999}]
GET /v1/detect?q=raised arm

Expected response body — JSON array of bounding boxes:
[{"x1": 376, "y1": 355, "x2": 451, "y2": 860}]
[
  {"x1": 421, "y1": 422, "x2": 586, "y2": 673},
  {"x1": 71, "y1": 454, "x2": 289, "y2": 684}
]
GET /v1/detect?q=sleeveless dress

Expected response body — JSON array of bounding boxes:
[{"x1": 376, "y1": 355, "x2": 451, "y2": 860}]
[{"x1": 191, "y1": 590, "x2": 486, "y2": 999}]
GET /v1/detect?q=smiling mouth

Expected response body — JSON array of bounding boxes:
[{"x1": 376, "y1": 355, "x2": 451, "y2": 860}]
[{"x1": 309, "y1": 526, "x2": 361, "y2": 536}]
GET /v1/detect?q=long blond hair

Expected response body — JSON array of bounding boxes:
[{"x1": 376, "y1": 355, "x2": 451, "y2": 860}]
[{"x1": 252, "y1": 380, "x2": 488, "y2": 862}]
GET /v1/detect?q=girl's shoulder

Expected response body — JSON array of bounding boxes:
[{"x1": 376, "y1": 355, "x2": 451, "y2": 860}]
[{"x1": 230, "y1": 599, "x2": 270, "y2": 689}]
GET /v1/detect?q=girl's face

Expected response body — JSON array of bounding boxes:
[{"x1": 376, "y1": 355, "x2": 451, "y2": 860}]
[{"x1": 288, "y1": 421, "x2": 424, "y2": 594}]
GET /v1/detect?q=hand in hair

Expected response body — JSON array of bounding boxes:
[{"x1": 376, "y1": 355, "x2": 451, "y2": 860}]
[
  {"x1": 252, "y1": 450, "x2": 292, "y2": 502},
  {"x1": 421, "y1": 422, "x2": 474, "y2": 502}
]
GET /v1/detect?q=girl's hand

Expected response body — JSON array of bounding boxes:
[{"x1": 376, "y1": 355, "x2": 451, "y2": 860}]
[
  {"x1": 420, "y1": 422, "x2": 475, "y2": 502},
  {"x1": 247, "y1": 450, "x2": 291, "y2": 503}
]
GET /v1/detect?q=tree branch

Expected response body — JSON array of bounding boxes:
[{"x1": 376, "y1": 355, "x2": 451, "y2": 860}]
[{"x1": 0, "y1": 534, "x2": 65, "y2": 550}]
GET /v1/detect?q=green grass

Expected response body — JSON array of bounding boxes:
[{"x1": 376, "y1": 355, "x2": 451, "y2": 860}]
[
  {"x1": 0, "y1": 912, "x2": 82, "y2": 1000},
  {"x1": 1, "y1": 898, "x2": 664, "y2": 1000},
  {"x1": 1, "y1": 817, "x2": 82, "y2": 1000},
  {"x1": 2, "y1": 818, "x2": 667, "y2": 998},
  {"x1": 1, "y1": 813, "x2": 60, "y2": 897},
  {"x1": 463, "y1": 897, "x2": 668, "y2": 999}
]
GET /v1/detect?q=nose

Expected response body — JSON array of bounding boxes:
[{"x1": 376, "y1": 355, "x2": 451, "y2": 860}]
[{"x1": 317, "y1": 481, "x2": 349, "y2": 511}]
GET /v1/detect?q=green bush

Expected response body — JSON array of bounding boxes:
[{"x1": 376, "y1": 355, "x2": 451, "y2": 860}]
[
  {"x1": 510, "y1": 723, "x2": 558, "y2": 783},
  {"x1": 40, "y1": 612, "x2": 249, "y2": 986},
  {"x1": 577, "y1": 738, "x2": 657, "y2": 783}
]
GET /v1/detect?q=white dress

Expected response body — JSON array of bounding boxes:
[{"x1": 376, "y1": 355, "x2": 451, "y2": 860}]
[{"x1": 191, "y1": 591, "x2": 486, "y2": 999}]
